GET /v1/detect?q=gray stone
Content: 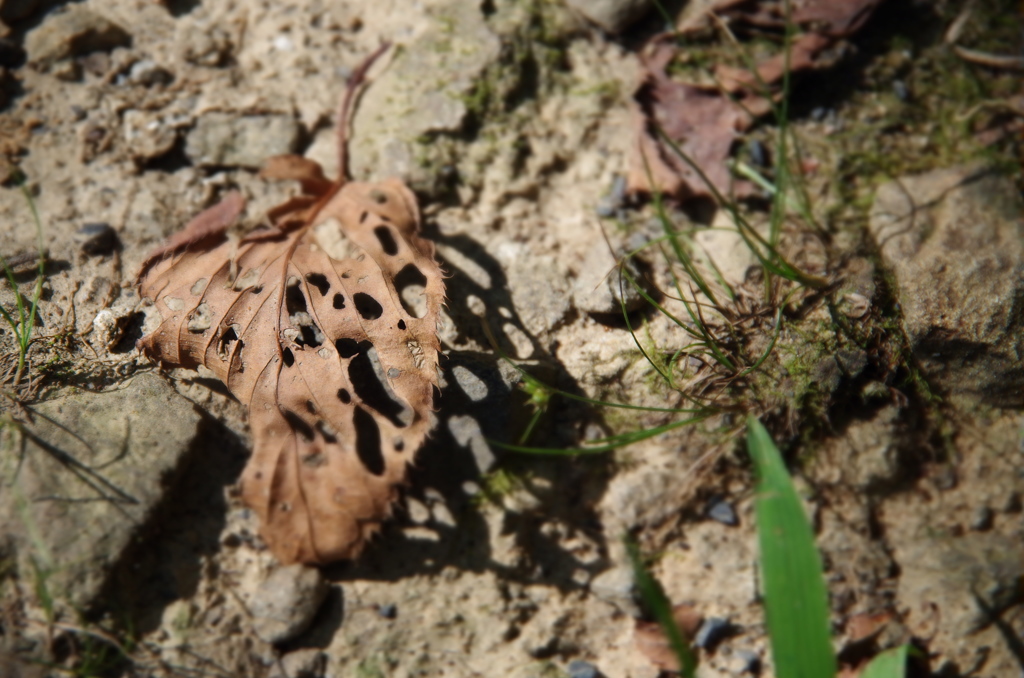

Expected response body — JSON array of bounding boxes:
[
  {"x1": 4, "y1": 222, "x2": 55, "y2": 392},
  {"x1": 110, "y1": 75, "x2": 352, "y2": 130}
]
[
  {"x1": 0, "y1": 373, "x2": 201, "y2": 609},
  {"x1": 250, "y1": 564, "x2": 329, "y2": 645},
  {"x1": 869, "y1": 165, "x2": 1024, "y2": 406},
  {"x1": 706, "y1": 498, "x2": 738, "y2": 527},
  {"x1": 25, "y1": 7, "x2": 131, "y2": 67},
  {"x1": 589, "y1": 564, "x2": 638, "y2": 617},
  {"x1": 565, "y1": 0, "x2": 652, "y2": 33},
  {"x1": 567, "y1": 660, "x2": 600, "y2": 678},
  {"x1": 127, "y1": 59, "x2": 173, "y2": 87},
  {"x1": 74, "y1": 222, "x2": 117, "y2": 256},
  {"x1": 124, "y1": 109, "x2": 179, "y2": 162},
  {"x1": 269, "y1": 649, "x2": 326, "y2": 678},
  {"x1": 695, "y1": 617, "x2": 730, "y2": 649},
  {"x1": 185, "y1": 113, "x2": 300, "y2": 168},
  {"x1": 571, "y1": 238, "x2": 646, "y2": 316}
]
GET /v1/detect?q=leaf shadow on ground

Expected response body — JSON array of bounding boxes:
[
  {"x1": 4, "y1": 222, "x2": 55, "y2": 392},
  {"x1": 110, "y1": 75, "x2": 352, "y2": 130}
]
[
  {"x1": 94, "y1": 411, "x2": 250, "y2": 634},
  {"x1": 332, "y1": 225, "x2": 614, "y2": 593},
  {"x1": 88, "y1": 224, "x2": 613, "y2": 641}
]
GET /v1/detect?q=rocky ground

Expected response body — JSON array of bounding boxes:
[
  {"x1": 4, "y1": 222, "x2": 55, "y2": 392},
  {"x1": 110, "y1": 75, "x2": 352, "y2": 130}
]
[{"x1": 0, "y1": 0, "x2": 1022, "y2": 677}]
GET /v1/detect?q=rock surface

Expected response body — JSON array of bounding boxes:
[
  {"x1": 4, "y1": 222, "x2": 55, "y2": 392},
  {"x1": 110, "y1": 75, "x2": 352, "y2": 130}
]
[
  {"x1": 565, "y1": 0, "x2": 652, "y2": 33},
  {"x1": 869, "y1": 165, "x2": 1024, "y2": 406},
  {"x1": 347, "y1": 0, "x2": 501, "y2": 193},
  {"x1": 185, "y1": 113, "x2": 300, "y2": 168},
  {"x1": 25, "y1": 6, "x2": 131, "y2": 67},
  {"x1": 250, "y1": 564, "x2": 329, "y2": 645},
  {"x1": 0, "y1": 0, "x2": 1021, "y2": 676},
  {"x1": 0, "y1": 373, "x2": 201, "y2": 609},
  {"x1": 571, "y1": 237, "x2": 646, "y2": 315}
]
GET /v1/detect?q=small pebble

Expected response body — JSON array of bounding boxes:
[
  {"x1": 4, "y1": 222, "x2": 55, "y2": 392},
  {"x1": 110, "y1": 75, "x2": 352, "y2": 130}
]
[
  {"x1": 75, "y1": 222, "x2": 118, "y2": 256},
  {"x1": 970, "y1": 506, "x2": 993, "y2": 531},
  {"x1": 735, "y1": 649, "x2": 760, "y2": 674},
  {"x1": 707, "y1": 497, "x2": 739, "y2": 527},
  {"x1": 567, "y1": 659, "x2": 601, "y2": 678},
  {"x1": 128, "y1": 59, "x2": 173, "y2": 87},
  {"x1": 892, "y1": 79, "x2": 909, "y2": 102},
  {"x1": 810, "y1": 106, "x2": 828, "y2": 122},
  {"x1": 595, "y1": 174, "x2": 628, "y2": 219},
  {"x1": 748, "y1": 139, "x2": 768, "y2": 168},
  {"x1": 377, "y1": 603, "x2": 397, "y2": 619},
  {"x1": 250, "y1": 564, "x2": 328, "y2": 645},
  {"x1": 695, "y1": 617, "x2": 730, "y2": 649}
]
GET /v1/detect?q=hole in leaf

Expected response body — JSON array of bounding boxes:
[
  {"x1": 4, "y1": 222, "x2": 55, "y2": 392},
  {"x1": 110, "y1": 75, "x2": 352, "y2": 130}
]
[
  {"x1": 348, "y1": 345, "x2": 411, "y2": 428},
  {"x1": 217, "y1": 323, "x2": 241, "y2": 361},
  {"x1": 333, "y1": 293, "x2": 346, "y2": 309},
  {"x1": 353, "y1": 407, "x2": 385, "y2": 476},
  {"x1": 282, "y1": 347, "x2": 295, "y2": 367},
  {"x1": 305, "y1": 400, "x2": 317, "y2": 414},
  {"x1": 336, "y1": 338, "x2": 370, "y2": 359},
  {"x1": 285, "y1": 279, "x2": 308, "y2": 316},
  {"x1": 359, "y1": 211, "x2": 368, "y2": 224},
  {"x1": 251, "y1": 285, "x2": 264, "y2": 295},
  {"x1": 369, "y1": 189, "x2": 388, "y2": 204},
  {"x1": 374, "y1": 226, "x2": 398, "y2": 255},
  {"x1": 354, "y1": 293, "x2": 383, "y2": 320},
  {"x1": 298, "y1": 320, "x2": 325, "y2": 348},
  {"x1": 305, "y1": 272, "x2": 330, "y2": 296},
  {"x1": 393, "y1": 437, "x2": 404, "y2": 452},
  {"x1": 397, "y1": 319, "x2": 406, "y2": 330},
  {"x1": 337, "y1": 388, "x2": 351, "y2": 404},
  {"x1": 282, "y1": 409, "x2": 315, "y2": 443},
  {"x1": 395, "y1": 264, "x2": 428, "y2": 319}
]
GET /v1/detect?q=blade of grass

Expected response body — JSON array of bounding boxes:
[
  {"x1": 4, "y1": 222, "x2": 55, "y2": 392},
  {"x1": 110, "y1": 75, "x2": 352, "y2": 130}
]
[
  {"x1": 0, "y1": 175, "x2": 46, "y2": 385},
  {"x1": 860, "y1": 644, "x2": 917, "y2": 678},
  {"x1": 747, "y1": 416, "x2": 836, "y2": 678},
  {"x1": 627, "y1": 539, "x2": 698, "y2": 678},
  {"x1": 493, "y1": 412, "x2": 714, "y2": 455}
]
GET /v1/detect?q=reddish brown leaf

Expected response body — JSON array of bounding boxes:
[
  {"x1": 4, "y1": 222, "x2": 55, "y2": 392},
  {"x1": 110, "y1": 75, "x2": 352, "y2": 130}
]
[
  {"x1": 708, "y1": 0, "x2": 882, "y2": 37},
  {"x1": 630, "y1": 1, "x2": 885, "y2": 202},
  {"x1": 628, "y1": 38, "x2": 754, "y2": 201},
  {"x1": 136, "y1": 50, "x2": 445, "y2": 565},
  {"x1": 138, "y1": 191, "x2": 245, "y2": 279},
  {"x1": 633, "y1": 604, "x2": 704, "y2": 672}
]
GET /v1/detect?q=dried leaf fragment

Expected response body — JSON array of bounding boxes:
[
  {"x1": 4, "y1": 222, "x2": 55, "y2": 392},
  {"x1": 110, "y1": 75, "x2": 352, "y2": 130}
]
[{"x1": 633, "y1": 604, "x2": 704, "y2": 672}]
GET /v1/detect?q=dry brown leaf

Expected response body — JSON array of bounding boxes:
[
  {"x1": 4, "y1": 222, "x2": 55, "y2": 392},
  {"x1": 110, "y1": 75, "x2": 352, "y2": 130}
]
[
  {"x1": 136, "y1": 50, "x2": 445, "y2": 565},
  {"x1": 633, "y1": 604, "x2": 704, "y2": 672},
  {"x1": 630, "y1": 1, "x2": 885, "y2": 201},
  {"x1": 629, "y1": 37, "x2": 755, "y2": 201},
  {"x1": 708, "y1": 0, "x2": 882, "y2": 37},
  {"x1": 845, "y1": 610, "x2": 893, "y2": 642}
]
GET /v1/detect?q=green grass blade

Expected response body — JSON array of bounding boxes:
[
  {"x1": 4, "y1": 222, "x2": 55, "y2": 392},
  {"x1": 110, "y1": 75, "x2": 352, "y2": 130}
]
[
  {"x1": 861, "y1": 645, "x2": 915, "y2": 678},
  {"x1": 627, "y1": 539, "x2": 698, "y2": 678},
  {"x1": 493, "y1": 412, "x2": 714, "y2": 455},
  {"x1": 747, "y1": 416, "x2": 836, "y2": 678}
]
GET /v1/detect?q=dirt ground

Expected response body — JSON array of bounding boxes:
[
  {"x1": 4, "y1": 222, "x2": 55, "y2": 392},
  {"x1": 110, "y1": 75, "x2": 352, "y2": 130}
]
[{"x1": 0, "y1": 0, "x2": 1022, "y2": 677}]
